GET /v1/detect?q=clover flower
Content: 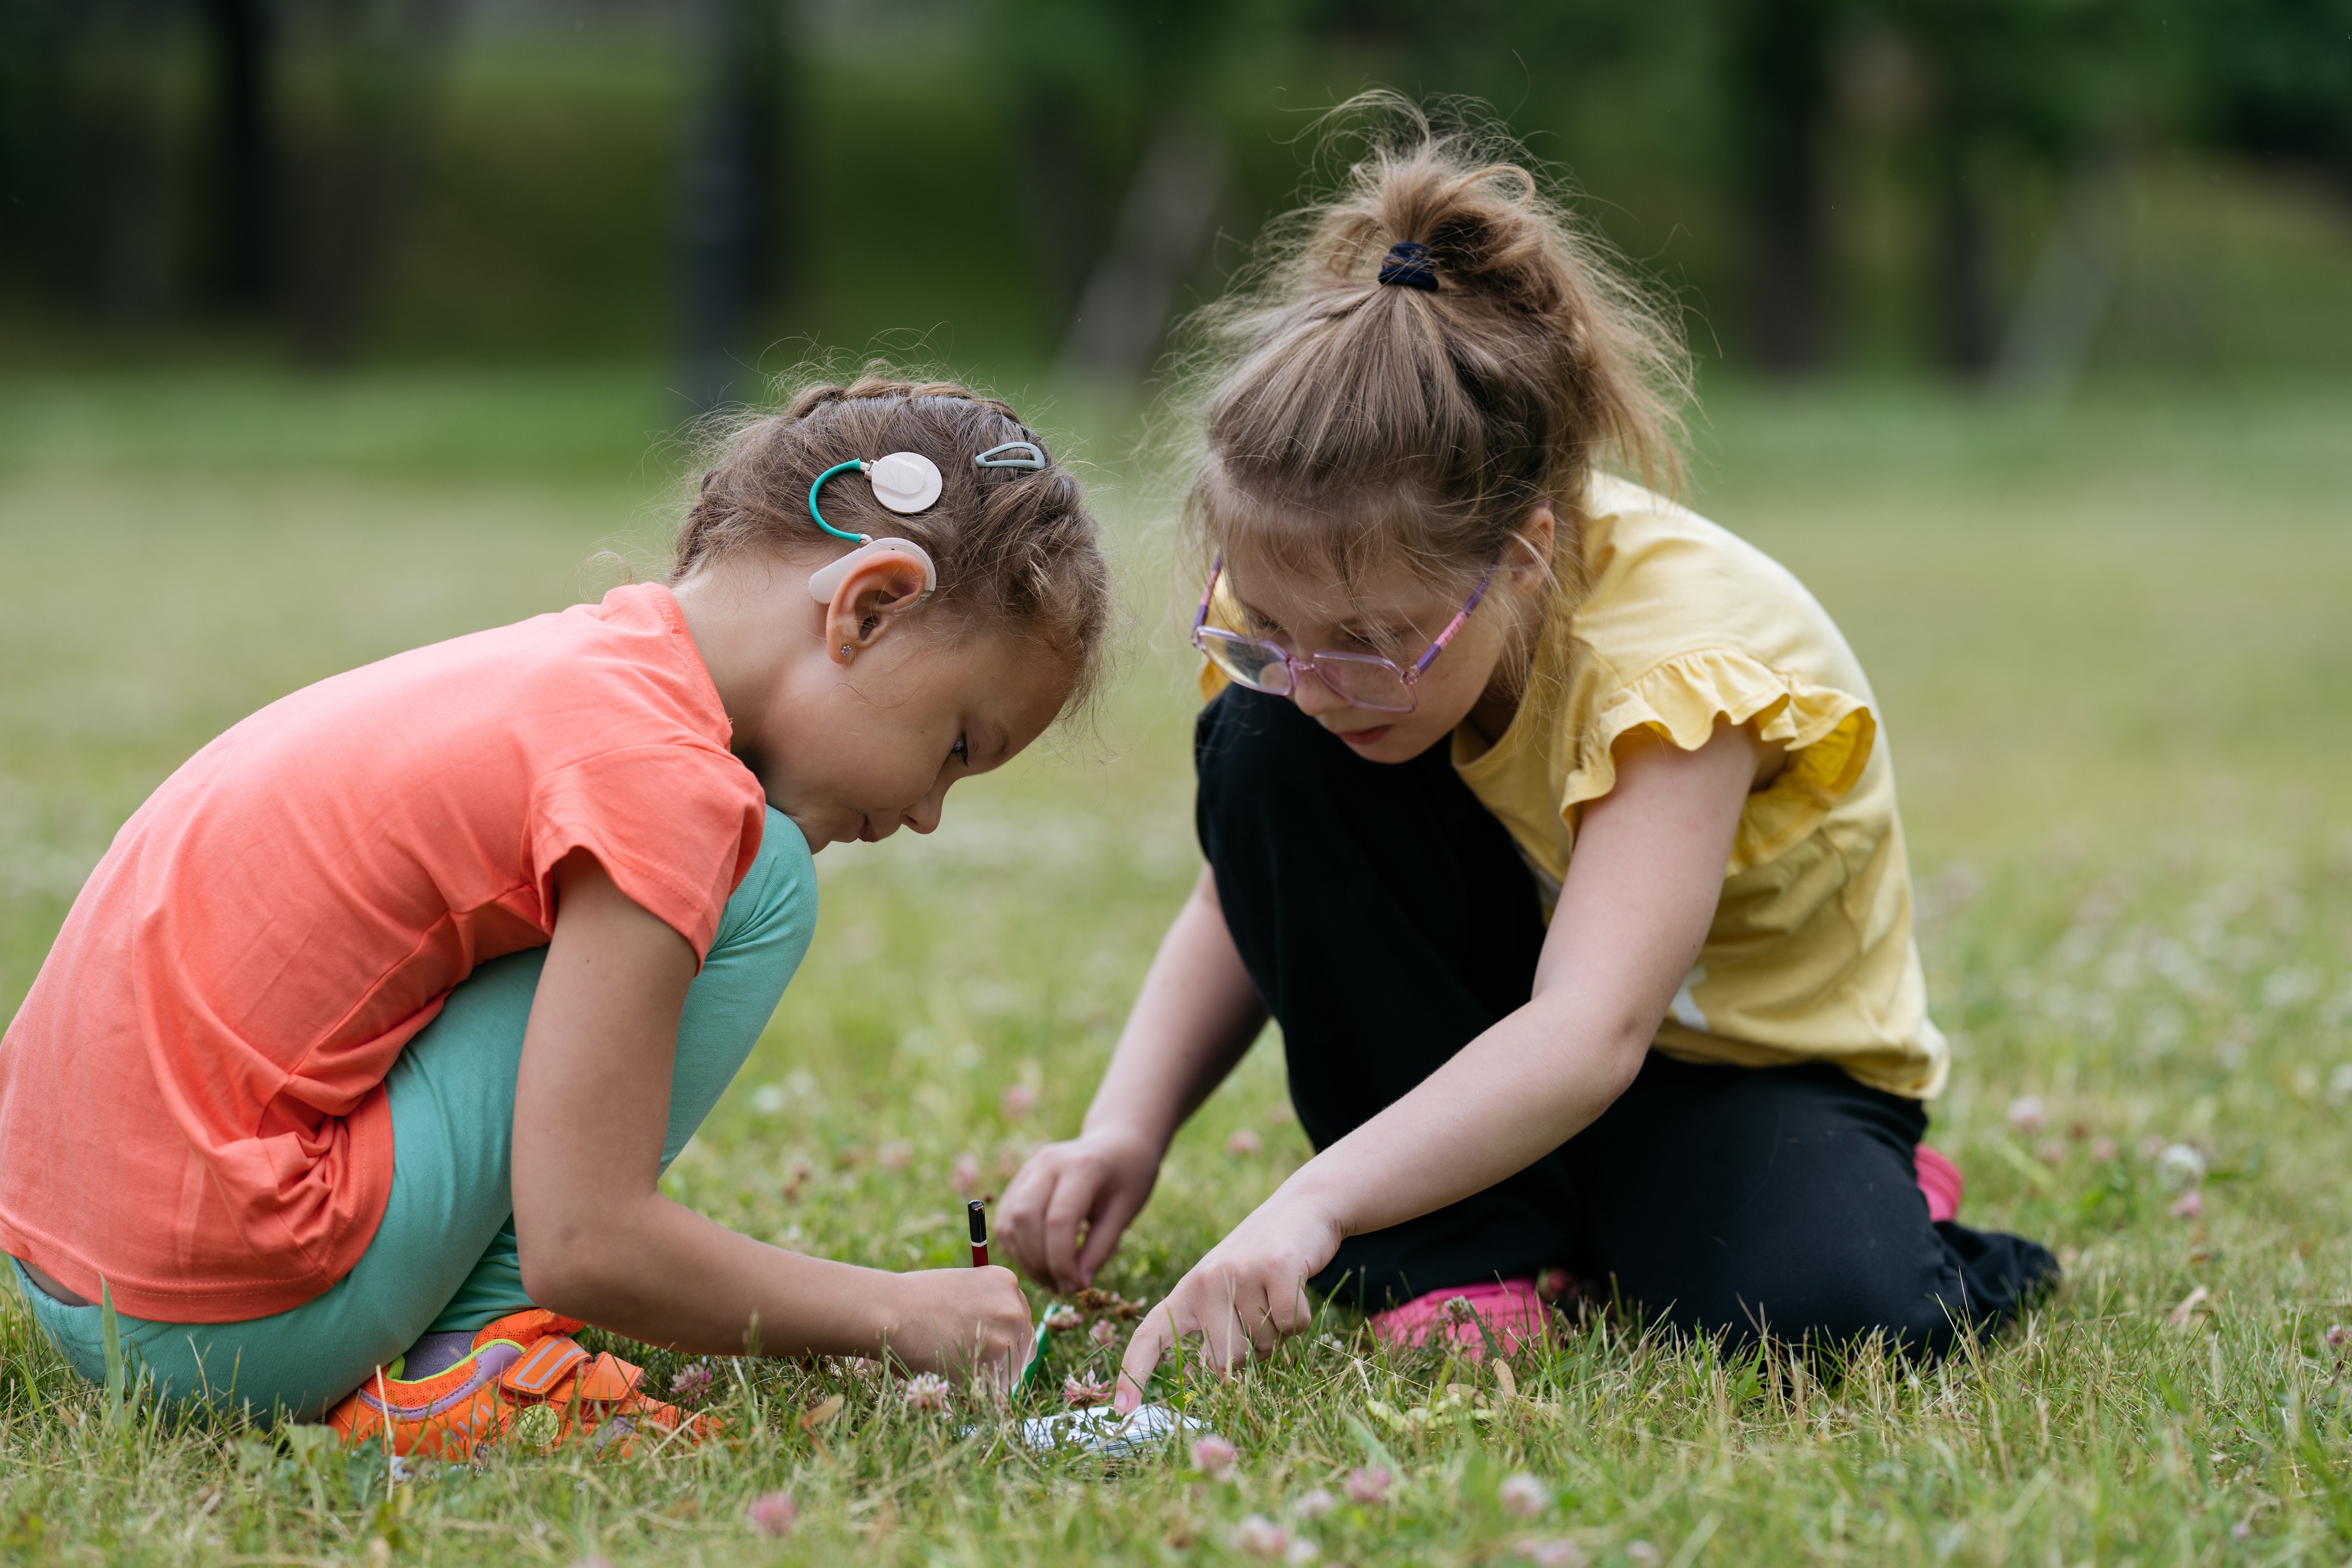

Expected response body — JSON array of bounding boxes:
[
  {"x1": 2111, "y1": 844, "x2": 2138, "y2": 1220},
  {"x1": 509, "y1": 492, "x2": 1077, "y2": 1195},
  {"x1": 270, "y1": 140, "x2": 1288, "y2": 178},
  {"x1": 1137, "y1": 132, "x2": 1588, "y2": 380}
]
[
  {"x1": 1443, "y1": 1295, "x2": 1475, "y2": 1325},
  {"x1": 746, "y1": 1491, "x2": 798, "y2": 1536},
  {"x1": 1500, "y1": 1472, "x2": 1551, "y2": 1518},
  {"x1": 901, "y1": 1373, "x2": 951, "y2": 1413},
  {"x1": 2156, "y1": 1143, "x2": 2206, "y2": 1189},
  {"x1": 1346, "y1": 1465, "x2": 1392, "y2": 1504},
  {"x1": 1517, "y1": 1538, "x2": 1587, "y2": 1567},
  {"x1": 1292, "y1": 1489, "x2": 1337, "y2": 1520},
  {"x1": 667, "y1": 1363, "x2": 714, "y2": 1405},
  {"x1": 951, "y1": 1154, "x2": 983, "y2": 1195},
  {"x1": 1191, "y1": 1433, "x2": 1238, "y2": 1481},
  {"x1": 2006, "y1": 1095, "x2": 2046, "y2": 1134},
  {"x1": 1000, "y1": 1083, "x2": 1037, "y2": 1121},
  {"x1": 1226, "y1": 1128, "x2": 1263, "y2": 1156},
  {"x1": 2325, "y1": 1323, "x2": 2349, "y2": 1356},
  {"x1": 2171, "y1": 1188, "x2": 2204, "y2": 1220},
  {"x1": 1043, "y1": 1304, "x2": 1083, "y2": 1332},
  {"x1": 1090, "y1": 1319, "x2": 1119, "y2": 1347},
  {"x1": 1062, "y1": 1375, "x2": 1112, "y2": 1408},
  {"x1": 1230, "y1": 1516, "x2": 1290, "y2": 1559}
]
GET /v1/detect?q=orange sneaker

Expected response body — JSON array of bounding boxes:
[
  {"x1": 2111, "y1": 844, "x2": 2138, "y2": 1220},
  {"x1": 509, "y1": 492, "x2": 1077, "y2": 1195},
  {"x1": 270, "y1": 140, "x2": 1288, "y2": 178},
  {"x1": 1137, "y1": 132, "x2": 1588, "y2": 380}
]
[{"x1": 324, "y1": 1308, "x2": 718, "y2": 1459}]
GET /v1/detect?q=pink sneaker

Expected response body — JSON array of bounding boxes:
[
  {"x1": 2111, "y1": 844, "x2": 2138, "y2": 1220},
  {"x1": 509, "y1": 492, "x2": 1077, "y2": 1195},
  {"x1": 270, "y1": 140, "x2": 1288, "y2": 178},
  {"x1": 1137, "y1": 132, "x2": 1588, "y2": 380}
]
[
  {"x1": 1914, "y1": 1145, "x2": 1963, "y2": 1223},
  {"x1": 1367, "y1": 1278, "x2": 1551, "y2": 1361}
]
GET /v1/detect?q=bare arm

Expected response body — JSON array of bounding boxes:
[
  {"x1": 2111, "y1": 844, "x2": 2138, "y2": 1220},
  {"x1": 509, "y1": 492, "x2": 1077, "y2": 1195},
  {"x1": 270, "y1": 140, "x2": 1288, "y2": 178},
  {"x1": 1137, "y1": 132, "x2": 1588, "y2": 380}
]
[
  {"x1": 1116, "y1": 719, "x2": 1761, "y2": 1404},
  {"x1": 999, "y1": 867, "x2": 1267, "y2": 1290},
  {"x1": 1083, "y1": 868, "x2": 1267, "y2": 1148},
  {"x1": 511, "y1": 851, "x2": 1030, "y2": 1377}
]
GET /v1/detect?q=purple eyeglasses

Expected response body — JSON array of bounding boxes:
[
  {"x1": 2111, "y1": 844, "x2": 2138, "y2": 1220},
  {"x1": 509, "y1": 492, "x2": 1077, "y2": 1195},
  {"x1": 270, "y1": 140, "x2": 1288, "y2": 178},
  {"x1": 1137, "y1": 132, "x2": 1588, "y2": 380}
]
[{"x1": 1191, "y1": 554, "x2": 1498, "y2": 715}]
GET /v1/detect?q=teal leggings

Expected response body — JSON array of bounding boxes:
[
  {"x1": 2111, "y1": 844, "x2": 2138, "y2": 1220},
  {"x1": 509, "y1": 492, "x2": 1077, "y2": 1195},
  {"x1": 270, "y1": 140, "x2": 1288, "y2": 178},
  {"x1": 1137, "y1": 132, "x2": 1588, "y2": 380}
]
[{"x1": 9, "y1": 808, "x2": 815, "y2": 1423}]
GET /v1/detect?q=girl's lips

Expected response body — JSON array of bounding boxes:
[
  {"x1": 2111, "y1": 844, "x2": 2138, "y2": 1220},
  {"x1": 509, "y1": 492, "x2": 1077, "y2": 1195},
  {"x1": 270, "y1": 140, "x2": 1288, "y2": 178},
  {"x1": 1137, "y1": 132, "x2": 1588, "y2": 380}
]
[
  {"x1": 1336, "y1": 725, "x2": 1393, "y2": 748},
  {"x1": 856, "y1": 815, "x2": 879, "y2": 842}
]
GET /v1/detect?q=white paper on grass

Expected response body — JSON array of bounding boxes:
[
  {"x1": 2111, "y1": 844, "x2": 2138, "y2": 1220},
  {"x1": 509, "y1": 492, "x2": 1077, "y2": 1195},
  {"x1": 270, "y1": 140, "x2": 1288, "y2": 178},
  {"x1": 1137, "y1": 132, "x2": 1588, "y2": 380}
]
[{"x1": 1017, "y1": 1403, "x2": 1202, "y2": 1457}]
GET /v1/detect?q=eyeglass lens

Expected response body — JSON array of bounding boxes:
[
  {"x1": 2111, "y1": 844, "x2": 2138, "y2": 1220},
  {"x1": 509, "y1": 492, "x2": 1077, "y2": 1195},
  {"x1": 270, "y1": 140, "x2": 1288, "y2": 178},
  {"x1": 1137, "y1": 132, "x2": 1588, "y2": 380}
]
[{"x1": 1199, "y1": 634, "x2": 1416, "y2": 713}]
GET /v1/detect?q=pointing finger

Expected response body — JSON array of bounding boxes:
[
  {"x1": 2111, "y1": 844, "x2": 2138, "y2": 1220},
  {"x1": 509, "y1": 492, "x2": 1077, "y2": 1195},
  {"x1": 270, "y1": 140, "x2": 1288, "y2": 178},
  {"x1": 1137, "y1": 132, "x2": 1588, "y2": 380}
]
[{"x1": 1115, "y1": 1303, "x2": 1176, "y2": 1414}]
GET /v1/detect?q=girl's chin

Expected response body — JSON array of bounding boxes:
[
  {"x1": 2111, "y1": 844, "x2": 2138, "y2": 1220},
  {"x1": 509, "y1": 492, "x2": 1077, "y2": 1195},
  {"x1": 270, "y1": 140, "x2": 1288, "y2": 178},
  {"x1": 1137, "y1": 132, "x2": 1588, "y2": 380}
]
[{"x1": 1330, "y1": 720, "x2": 1435, "y2": 761}]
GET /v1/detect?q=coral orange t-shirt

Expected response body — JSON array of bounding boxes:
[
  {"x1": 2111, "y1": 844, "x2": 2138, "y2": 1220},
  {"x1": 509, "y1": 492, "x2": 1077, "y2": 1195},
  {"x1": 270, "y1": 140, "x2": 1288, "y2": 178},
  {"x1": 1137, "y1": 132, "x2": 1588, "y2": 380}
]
[{"x1": 0, "y1": 584, "x2": 767, "y2": 1322}]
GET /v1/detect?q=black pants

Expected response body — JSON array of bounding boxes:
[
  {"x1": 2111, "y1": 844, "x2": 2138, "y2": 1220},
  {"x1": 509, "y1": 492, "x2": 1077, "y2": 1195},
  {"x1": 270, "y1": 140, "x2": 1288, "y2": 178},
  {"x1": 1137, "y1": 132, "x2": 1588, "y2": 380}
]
[{"x1": 1196, "y1": 687, "x2": 2057, "y2": 1354}]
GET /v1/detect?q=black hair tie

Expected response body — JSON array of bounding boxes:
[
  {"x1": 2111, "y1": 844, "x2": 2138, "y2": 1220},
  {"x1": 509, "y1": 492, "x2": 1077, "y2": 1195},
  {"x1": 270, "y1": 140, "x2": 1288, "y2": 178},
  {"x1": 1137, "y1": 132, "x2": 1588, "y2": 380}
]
[{"x1": 1377, "y1": 240, "x2": 1438, "y2": 292}]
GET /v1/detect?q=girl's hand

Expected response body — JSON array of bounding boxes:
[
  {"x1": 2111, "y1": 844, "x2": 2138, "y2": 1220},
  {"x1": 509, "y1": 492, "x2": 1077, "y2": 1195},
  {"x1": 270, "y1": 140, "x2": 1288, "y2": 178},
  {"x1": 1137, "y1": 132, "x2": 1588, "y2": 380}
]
[
  {"x1": 999, "y1": 1125, "x2": 1162, "y2": 1292},
  {"x1": 875, "y1": 1265, "x2": 1035, "y2": 1392},
  {"x1": 1112, "y1": 1185, "x2": 1344, "y2": 1412}
]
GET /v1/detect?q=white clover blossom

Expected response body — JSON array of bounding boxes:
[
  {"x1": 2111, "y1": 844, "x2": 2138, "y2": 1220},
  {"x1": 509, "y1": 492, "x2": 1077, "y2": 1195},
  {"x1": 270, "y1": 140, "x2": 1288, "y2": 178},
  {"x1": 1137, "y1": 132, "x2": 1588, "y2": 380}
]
[
  {"x1": 2155, "y1": 1143, "x2": 2206, "y2": 1189},
  {"x1": 1500, "y1": 1472, "x2": 1551, "y2": 1518},
  {"x1": 1230, "y1": 1516, "x2": 1290, "y2": 1559}
]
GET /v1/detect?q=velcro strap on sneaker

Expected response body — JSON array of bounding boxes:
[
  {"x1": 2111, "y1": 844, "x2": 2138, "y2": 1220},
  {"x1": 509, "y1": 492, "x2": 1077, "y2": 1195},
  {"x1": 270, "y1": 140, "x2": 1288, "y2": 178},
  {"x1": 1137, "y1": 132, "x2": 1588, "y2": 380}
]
[
  {"x1": 571, "y1": 1353, "x2": 642, "y2": 1404},
  {"x1": 499, "y1": 1336, "x2": 589, "y2": 1398}
]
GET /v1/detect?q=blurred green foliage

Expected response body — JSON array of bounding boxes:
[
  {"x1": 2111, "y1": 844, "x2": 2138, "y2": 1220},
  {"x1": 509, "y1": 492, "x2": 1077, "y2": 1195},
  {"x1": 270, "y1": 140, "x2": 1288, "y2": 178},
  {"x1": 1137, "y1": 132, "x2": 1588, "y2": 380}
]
[{"x1": 0, "y1": 0, "x2": 2347, "y2": 381}]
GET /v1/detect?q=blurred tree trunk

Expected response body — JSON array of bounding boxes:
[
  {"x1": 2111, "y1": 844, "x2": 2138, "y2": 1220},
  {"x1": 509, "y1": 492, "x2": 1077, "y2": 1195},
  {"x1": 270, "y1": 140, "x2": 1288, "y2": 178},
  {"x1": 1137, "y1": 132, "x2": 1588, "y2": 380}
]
[
  {"x1": 83, "y1": 3, "x2": 180, "y2": 326},
  {"x1": 1014, "y1": 90, "x2": 1102, "y2": 324},
  {"x1": 1724, "y1": 0, "x2": 1832, "y2": 373},
  {"x1": 196, "y1": 0, "x2": 279, "y2": 315},
  {"x1": 1053, "y1": 115, "x2": 1226, "y2": 389},
  {"x1": 1926, "y1": 126, "x2": 1994, "y2": 375},
  {"x1": 679, "y1": 0, "x2": 791, "y2": 414},
  {"x1": 1990, "y1": 150, "x2": 2124, "y2": 398},
  {"x1": 285, "y1": 0, "x2": 457, "y2": 366}
]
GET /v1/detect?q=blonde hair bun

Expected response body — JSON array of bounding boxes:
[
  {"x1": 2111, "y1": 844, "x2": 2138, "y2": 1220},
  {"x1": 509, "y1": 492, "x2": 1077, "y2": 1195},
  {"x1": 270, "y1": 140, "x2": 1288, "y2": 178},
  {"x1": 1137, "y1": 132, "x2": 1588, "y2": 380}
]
[{"x1": 1177, "y1": 93, "x2": 1692, "y2": 608}]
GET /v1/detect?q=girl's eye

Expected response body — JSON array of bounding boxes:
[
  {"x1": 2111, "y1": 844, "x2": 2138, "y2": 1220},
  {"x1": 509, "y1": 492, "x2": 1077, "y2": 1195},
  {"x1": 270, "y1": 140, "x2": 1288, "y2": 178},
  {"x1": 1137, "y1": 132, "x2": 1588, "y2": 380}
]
[{"x1": 950, "y1": 734, "x2": 970, "y2": 765}]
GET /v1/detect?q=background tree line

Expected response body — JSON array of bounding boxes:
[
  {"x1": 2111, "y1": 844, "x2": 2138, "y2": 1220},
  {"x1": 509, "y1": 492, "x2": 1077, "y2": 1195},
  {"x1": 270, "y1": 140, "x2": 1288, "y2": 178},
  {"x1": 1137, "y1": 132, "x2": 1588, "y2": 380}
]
[{"x1": 1, "y1": 0, "x2": 2347, "y2": 397}]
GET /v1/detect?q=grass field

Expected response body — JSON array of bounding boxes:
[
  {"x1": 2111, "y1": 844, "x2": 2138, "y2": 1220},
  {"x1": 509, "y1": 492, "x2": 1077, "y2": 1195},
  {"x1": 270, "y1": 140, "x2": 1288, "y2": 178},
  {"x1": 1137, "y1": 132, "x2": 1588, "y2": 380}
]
[{"x1": 1, "y1": 366, "x2": 2349, "y2": 1565}]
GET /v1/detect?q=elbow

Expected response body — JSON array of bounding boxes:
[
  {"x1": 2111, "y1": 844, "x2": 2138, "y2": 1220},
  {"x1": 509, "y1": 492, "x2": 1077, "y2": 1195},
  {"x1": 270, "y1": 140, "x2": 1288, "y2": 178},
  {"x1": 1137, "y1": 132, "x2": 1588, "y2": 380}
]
[
  {"x1": 516, "y1": 1216, "x2": 634, "y2": 1321},
  {"x1": 1600, "y1": 1012, "x2": 1655, "y2": 1099}
]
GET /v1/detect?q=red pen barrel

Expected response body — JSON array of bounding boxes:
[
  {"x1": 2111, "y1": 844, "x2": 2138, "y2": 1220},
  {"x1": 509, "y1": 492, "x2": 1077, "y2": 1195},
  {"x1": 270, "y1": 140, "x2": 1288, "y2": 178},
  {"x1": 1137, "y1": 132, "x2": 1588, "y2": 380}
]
[{"x1": 967, "y1": 1198, "x2": 989, "y2": 1268}]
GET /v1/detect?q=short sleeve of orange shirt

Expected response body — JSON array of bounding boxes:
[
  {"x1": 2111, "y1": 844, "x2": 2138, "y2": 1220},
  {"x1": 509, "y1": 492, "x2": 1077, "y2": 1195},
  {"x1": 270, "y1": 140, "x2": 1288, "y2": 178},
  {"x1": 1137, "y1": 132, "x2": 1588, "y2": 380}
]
[{"x1": 0, "y1": 583, "x2": 768, "y2": 1323}]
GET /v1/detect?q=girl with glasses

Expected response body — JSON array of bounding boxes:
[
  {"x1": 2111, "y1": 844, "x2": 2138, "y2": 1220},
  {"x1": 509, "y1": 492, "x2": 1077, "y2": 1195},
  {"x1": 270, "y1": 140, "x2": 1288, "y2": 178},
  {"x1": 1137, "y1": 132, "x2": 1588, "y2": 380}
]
[{"x1": 1000, "y1": 101, "x2": 2055, "y2": 1398}]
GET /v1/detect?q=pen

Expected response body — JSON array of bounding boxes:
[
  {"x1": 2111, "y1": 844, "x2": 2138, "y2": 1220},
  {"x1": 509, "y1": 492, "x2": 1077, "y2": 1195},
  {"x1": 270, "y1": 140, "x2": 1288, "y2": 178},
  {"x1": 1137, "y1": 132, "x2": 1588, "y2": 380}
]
[{"x1": 968, "y1": 1197, "x2": 989, "y2": 1268}]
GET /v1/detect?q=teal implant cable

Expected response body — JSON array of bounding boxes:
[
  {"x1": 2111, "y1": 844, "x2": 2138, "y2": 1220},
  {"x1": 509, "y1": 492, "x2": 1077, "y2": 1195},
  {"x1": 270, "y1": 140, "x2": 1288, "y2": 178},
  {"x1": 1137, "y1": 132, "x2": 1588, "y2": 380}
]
[{"x1": 807, "y1": 460, "x2": 871, "y2": 544}]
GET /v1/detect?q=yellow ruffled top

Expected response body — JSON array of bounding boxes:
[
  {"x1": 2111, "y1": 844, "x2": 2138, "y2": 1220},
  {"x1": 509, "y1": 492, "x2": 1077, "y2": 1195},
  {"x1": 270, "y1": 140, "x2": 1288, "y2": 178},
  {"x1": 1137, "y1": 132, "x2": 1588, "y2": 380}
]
[{"x1": 1453, "y1": 474, "x2": 1945, "y2": 1097}]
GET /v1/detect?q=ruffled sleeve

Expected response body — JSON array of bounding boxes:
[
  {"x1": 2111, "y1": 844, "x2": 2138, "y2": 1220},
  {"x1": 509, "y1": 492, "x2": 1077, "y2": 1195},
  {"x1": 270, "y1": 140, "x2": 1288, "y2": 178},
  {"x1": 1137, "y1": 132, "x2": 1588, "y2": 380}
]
[{"x1": 1561, "y1": 647, "x2": 1876, "y2": 874}]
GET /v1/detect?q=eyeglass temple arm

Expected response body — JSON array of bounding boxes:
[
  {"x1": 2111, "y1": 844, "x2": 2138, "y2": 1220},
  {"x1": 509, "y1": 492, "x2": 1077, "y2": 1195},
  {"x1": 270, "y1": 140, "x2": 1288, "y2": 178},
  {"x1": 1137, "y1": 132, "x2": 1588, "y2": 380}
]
[
  {"x1": 1193, "y1": 554, "x2": 1224, "y2": 634},
  {"x1": 1408, "y1": 558, "x2": 1500, "y2": 677}
]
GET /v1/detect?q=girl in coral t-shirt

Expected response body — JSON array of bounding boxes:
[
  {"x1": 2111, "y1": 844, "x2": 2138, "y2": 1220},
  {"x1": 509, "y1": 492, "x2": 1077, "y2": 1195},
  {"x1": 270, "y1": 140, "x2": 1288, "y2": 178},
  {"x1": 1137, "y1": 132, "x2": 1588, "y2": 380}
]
[{"x1": 0, "y1": 377, "x2": 1106, "y2": 1454}]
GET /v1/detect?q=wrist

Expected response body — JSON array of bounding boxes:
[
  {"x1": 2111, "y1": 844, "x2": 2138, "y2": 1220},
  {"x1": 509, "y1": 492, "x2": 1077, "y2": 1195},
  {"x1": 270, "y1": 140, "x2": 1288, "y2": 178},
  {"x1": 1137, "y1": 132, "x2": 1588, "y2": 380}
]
[
  {"x1": 1075, "y1": 1110, "x2": 1170, "y2": 1161},
  {"x1": 846, "y1": 1265, "x2": 913, "y2": 1360},
  {"x1": 1269, "y1": 1157, "x2": 1358, "y2": 1243}
]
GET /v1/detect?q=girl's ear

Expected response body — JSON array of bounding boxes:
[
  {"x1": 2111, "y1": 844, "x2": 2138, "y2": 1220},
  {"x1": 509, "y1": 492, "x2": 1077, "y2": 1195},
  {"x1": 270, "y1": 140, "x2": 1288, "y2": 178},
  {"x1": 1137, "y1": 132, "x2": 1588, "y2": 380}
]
[
  {"x1": 822, "y1": 547, "x2": 932, "y2": 665},
  {"x1": 1511, "y1": 501, "x2": 1557, "y2": 584}
]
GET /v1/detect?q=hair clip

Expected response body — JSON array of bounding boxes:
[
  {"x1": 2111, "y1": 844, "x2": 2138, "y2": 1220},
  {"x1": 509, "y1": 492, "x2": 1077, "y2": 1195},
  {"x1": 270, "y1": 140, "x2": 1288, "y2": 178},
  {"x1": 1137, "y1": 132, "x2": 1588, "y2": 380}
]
[
  {"x1": 975, "y1": 440, "x2": 1046, "y2": 471},
  {"x1": 808, "y1": 451, "x2": 944, "y2": 544}
]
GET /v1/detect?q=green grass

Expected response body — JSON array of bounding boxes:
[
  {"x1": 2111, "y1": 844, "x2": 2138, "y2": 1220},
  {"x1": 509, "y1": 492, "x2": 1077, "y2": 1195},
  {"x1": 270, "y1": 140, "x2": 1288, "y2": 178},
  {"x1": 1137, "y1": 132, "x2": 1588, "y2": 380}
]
[{"x1": 2, "y1": 366, "x2": 2349, "y2": 1565}]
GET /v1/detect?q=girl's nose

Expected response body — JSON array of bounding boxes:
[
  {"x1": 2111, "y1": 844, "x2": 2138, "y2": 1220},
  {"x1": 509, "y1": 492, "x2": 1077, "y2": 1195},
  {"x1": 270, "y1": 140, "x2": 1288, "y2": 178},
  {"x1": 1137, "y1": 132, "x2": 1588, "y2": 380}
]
[
  {"x1": 1289, "y1": 664, "x2": 1350, "y2": 718},
  {"x1": 905, "y1": 790, "x2": 946, "y2": 835}
]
